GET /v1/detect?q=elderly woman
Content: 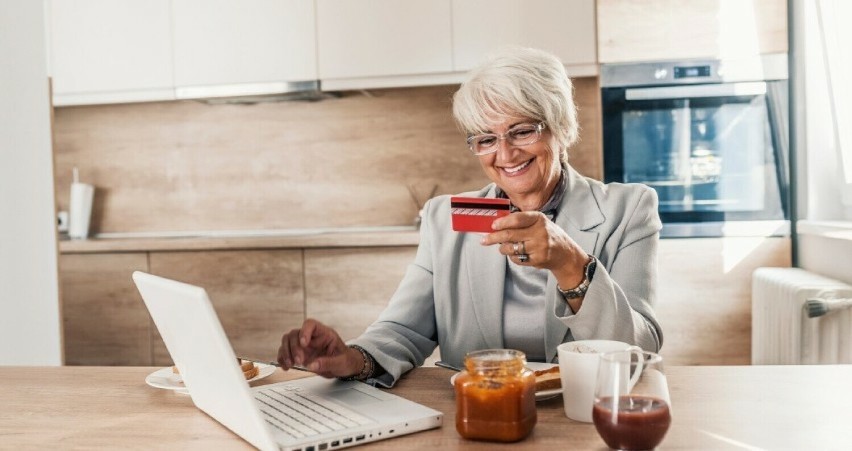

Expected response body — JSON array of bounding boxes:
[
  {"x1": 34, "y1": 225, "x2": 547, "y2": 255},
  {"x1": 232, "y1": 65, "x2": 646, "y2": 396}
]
[{"x1": 278, "y1": 47, "x2": 663, "y2": 387}]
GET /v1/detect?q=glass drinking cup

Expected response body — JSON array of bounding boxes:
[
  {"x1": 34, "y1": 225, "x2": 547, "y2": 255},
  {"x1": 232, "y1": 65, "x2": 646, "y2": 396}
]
[{"x1": 592, "y1": 350, "x2": 671, "y2": 450}]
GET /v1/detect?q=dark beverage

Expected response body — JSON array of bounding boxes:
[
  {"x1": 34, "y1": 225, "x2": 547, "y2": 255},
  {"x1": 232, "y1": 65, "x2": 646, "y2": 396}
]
[{"x1": 592, "y1": 395, "x2": 671, "y2": 450}]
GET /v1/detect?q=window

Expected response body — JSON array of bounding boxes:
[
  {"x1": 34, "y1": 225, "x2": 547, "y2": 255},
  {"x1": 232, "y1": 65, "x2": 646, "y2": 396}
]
[{"x1": 816, "y1": 0, "x2": 852, "y2": 196}]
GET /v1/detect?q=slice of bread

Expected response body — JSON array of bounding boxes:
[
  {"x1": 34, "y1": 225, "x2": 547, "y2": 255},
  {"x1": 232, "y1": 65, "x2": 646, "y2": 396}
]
[{"x1": 534, "y1": 366, "x2": 561, "y2": 391}]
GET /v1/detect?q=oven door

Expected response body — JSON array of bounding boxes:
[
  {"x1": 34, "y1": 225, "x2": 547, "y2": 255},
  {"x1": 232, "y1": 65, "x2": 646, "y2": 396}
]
[{"x1": 602, "y1": 80, "x2": 789, "y2": 237}]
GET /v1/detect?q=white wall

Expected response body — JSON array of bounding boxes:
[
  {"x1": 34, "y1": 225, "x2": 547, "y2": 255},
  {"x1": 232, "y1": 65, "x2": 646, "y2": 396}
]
[{"x1": 0, "y1": 0, "x2": 63, "y2": 365}]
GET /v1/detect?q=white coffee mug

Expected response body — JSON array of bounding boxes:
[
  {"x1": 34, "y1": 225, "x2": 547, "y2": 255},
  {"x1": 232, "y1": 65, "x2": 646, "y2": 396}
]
[{"x1": 557, "y1": 340, "x2": 638, "y2": 422}]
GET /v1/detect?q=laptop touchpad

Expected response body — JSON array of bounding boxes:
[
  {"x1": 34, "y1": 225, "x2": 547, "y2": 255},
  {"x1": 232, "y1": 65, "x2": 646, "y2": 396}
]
[{"x1": 331, "y1": 387, "x2": 384, "y2": 406}]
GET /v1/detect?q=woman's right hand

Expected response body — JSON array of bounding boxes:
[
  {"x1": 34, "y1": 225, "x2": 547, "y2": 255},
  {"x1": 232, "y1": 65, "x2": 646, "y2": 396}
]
[{"x1": 276, "y1": 318, "x2": 364, "y2": 379}]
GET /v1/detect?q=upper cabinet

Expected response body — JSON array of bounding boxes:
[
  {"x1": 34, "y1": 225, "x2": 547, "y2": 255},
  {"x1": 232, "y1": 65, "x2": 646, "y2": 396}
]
[
  {"x1": 597, "y1": 0, "x2": 788, "y2": 63},
  {"x1": 452, "y1": 0, "x2": 597, "y2": 75},
  {"x1": 316, "y1": 0, "x2": 455, "y2": 90},
  {"x1": 172, "y1": 0, "x2": 317, "y2": 99},
  {"x1": 48, "y1": 0, "x2": 600, "y2": 105},
  {"x1": 48, "y1": 0, "x2": 175, "y2": 106}
]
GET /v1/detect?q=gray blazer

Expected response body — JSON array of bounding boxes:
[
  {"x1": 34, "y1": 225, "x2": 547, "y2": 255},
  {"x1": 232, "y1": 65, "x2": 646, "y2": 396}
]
[{"x1": 351, "y1": 166, "x2": 663, "y2": 387}]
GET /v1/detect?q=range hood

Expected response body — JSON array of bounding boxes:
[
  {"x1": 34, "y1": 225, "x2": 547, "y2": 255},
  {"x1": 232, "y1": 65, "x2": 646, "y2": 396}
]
[{"x1": 175, "y1": 80, "x2": 320, "y2": 100}]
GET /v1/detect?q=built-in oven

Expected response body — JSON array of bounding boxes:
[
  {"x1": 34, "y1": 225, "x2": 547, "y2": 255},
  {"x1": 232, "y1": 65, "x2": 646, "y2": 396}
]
[{"x1": 601, "y1": 54, "x2": 789, "y2": 237}]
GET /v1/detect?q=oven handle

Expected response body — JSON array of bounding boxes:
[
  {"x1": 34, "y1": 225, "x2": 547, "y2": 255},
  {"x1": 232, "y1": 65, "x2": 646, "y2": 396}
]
[{"x1": 624, "y1": 81, "x2": 767, "y2": 101}]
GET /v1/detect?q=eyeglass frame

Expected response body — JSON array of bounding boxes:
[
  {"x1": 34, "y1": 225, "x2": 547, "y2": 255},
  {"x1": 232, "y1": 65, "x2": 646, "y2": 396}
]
[{"x1": 465, "y1": 122, "x2": 547, "y2": 156}]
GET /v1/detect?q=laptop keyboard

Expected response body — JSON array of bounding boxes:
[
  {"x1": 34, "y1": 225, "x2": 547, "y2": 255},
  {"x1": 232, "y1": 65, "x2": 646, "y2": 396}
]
[{"x1": 255, "y1": 385, "x2": 375, "y2": 439}]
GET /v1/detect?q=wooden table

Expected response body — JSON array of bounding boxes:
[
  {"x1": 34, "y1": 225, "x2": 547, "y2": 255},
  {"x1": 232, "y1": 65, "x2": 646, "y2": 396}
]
[{"x1": 1, "y1": 365, "x2": 850, "y2": 449}]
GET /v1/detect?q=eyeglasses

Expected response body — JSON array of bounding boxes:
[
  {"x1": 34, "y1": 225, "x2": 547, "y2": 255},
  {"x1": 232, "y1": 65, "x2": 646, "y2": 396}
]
[{"x1": 466, "y1": 122, "x2": 547, "y2": 156}]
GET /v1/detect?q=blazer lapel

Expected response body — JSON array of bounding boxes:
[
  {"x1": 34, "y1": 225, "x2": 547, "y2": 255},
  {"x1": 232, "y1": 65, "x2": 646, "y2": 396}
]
[{"x1": 544, "y1": 166, "x2": 605, "y2": 361}]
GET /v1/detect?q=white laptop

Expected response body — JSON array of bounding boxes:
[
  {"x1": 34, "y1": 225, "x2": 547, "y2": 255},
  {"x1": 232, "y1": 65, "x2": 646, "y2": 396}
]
[{"x1": 132, "y1": 271, "x2": 443, "y2": 451}]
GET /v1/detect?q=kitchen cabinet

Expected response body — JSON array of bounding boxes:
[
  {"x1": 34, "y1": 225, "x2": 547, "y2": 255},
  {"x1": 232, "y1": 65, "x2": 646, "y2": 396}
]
[
  {"x1": 452, "y1": 0, "x2": 597, "y2": 74},
  {"x1": 656, "y1": 236, "x2": 791, "y2": 365},
  {"x1": 148, "y1": 250, "x2": 305, "y2": 366},
  {"x1": 172, "y1": 0, "x2": 317, "y2": 99},
  {"x1": 48, "y1": 0, "x2": 174, "y2": 106},
  {"x1": 304, "y1": 247, "x2": 417, "y2": 342},
  {"x1": 316, "y1": 0, "x2": 455, "y2": 90},
  {"x1": 597, "y1": 0, "x2": 788, "y2": 63},
  {"x1": 58, "y1": 242, "x2": 425, "y2": 366},
  {"x1": 59, "y1": 253, "x2": 150, "y2": 365},
  {"x1": 304, "y1": 246, "x2": 441, "y2": 364}
]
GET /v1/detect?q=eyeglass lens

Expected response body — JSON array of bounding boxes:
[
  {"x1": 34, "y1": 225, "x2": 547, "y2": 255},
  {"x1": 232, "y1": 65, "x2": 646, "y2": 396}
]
[{"x1": 468, "y1": 123, "x2": 543, "y2": 155}]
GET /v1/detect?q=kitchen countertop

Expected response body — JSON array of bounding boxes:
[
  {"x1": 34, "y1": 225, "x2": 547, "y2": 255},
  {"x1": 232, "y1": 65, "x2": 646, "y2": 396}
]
[{"x1": 58, "y1": 227, "x2": 421, "y2": 253}]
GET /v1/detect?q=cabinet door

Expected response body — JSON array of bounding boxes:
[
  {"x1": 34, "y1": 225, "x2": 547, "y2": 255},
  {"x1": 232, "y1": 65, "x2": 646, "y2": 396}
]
[
  {"x1": 60, "y1": 253, "x2": 150, "y2": 365},
  {"x1": 148, "y1": 250, "x2": 304, "y2": 366},
  {"x1": 48, "y1": 0, "x2": 174, "y2": 105},
  {"x1": 452, "y1": 0, "x2": 596, "y2": 72},
  {"x1": 172, "y1": 0, "x2": 317, "y2": 98},
  {"x1": 656, "y1": 237, "x2": 791, "y2": 365},
  {"x1": 597, "y1": 0, "x2": 788, "y2": 63},
  {"x1": 316, "y1": 0, "x2": 453, "y2": 80}
]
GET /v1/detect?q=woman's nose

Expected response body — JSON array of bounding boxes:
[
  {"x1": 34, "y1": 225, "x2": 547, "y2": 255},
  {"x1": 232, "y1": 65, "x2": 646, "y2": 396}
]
[{"x1": 494, "y1": 139, "x2": 517, "y2": 160}]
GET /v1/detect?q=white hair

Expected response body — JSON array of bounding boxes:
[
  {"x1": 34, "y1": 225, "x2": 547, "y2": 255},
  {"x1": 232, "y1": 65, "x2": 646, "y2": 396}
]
[{"x1": 452, "y1": 47, "x2": 579, "y2": 164}]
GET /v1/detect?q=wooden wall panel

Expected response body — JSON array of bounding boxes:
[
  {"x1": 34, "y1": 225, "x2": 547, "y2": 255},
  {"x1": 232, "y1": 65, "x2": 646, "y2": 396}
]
[
  {"x1": 52, "y1": 81, "x2": 603, "y2": 235},
  {"x1": 148, "y1": 250, "x2": 304, "y2": 366},
  {"x1": 597, "y1": 0, "x2": 788, "y2": 63},
  {"x1": 570, "y1": 76, "x2": 602, "y2": 180},
  {"x1": 59, "y1": 253, "x2": 150, "y2": 365},
  {"x1": 655, "y1": 237, "x2": 791, "y2": 365}
]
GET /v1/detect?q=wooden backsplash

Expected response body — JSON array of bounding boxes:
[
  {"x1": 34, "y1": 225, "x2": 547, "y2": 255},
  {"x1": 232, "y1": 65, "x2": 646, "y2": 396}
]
[{"x1": 53, "y1": 80, "x2": 602, "y2": 234}]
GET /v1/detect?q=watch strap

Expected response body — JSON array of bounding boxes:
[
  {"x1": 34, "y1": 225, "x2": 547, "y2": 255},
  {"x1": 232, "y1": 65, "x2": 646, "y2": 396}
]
[{"x1": 558, "y1": 254, "x2": 597, "y2": 299}]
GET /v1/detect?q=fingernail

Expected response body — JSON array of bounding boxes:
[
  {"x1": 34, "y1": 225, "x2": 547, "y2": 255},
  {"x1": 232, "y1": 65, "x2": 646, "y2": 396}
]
[
  {"x1": 480, "y1": 237, "x2": 486, "y2": 245},
  {"x1": 308, "y1": 362, "x2": 319, "y2": 371}
]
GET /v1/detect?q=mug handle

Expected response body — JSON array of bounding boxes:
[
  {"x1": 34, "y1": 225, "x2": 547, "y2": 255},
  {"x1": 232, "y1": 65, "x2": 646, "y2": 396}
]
[{"x1": 626, "y1": 346, "x2": 644, "y2": 391}]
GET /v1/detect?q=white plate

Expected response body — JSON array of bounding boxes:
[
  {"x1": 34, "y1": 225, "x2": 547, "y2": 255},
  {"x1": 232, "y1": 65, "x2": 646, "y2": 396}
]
[
  {"x1": 145, "y1": 363, "x2": 275, "y2": 394},
  {"x1": 449, "y1": 362, "x2": 561, "y2": 401}
]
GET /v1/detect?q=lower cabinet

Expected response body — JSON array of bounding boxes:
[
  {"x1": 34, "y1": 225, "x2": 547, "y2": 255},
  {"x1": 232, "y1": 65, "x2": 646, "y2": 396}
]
[
  {"x1": 655, "y1": 237, "x2": 791, "y2": 365},
  {"x1": 61, "y1": 237, "x2": 789, "y2": 367},
  {"x1": 59, "y1": 253, "x2": 150, "y2": 365},
  {"x1": 59, "y1": 246, "x2": 420, "y2": 366},
  {"x1": 148, "y1": 250, "x2": 305, "y2": 366},
  {"x1": 304, "y1": 246, "x2": 439, "y2": 365}
]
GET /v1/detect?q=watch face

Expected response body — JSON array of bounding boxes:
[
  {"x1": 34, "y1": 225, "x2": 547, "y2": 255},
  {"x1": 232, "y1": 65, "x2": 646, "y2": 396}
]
[{"x1": 586, "y1": 256, "x2": 597, "y2": 281}]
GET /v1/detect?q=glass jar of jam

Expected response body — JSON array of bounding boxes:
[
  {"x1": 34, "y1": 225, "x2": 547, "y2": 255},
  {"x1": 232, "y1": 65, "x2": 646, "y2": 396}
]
[{"x1": 454, "y1": 349, "x2": 537, "y2": 442}]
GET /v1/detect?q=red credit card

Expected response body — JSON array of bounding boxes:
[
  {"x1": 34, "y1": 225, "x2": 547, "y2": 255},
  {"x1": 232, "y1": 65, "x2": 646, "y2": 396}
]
[{"x1": 451, "y1": 197, "x2": 511, "y2": 233}]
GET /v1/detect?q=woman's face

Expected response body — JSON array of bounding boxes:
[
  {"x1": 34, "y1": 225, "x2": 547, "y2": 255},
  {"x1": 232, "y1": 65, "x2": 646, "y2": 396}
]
[{"x1": 476, "y1": 116, "x2": 561, "y2": 209}]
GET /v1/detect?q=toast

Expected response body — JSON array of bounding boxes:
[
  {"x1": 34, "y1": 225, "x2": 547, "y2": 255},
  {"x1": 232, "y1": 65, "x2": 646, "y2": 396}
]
[{"x1": 534, "y1": 366, "x2": 561, "y2": 391}]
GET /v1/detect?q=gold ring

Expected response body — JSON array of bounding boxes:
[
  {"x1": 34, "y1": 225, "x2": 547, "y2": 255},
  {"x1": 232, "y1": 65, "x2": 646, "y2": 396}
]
[
  {"x1": 512, "y1": 242, "x2": 521, "y2": 255},
  {"x1": 520, "y1": 241, "x2": 527, "y2": 254}
]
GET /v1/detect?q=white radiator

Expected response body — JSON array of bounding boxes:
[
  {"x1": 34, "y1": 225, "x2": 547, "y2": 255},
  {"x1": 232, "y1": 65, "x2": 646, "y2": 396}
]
[{"x1": 752, "y1": 268, "x2": 852, "y2": 364}]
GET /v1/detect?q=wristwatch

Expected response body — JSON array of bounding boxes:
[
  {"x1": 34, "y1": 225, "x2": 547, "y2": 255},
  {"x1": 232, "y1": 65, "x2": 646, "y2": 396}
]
[{"x1": 557, "y1": 254, "x2": 597, "y2": 299}]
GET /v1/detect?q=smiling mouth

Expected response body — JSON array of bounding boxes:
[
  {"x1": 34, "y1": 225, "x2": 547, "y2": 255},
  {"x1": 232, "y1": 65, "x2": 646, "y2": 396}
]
[{"x1": 502, "y1": 159, "x2": 533, "y2": 174}]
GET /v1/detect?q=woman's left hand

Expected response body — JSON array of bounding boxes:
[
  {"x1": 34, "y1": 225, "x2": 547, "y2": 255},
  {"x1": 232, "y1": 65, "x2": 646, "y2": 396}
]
[{"x1": 481, "y1": 211, "x2": 589, "y2": 291}]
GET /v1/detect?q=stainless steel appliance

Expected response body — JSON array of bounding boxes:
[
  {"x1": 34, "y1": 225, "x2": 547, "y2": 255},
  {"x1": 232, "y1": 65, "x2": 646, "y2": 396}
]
[{"x1": 601, "y1": 54, "x2": 789, "y2": 237}]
